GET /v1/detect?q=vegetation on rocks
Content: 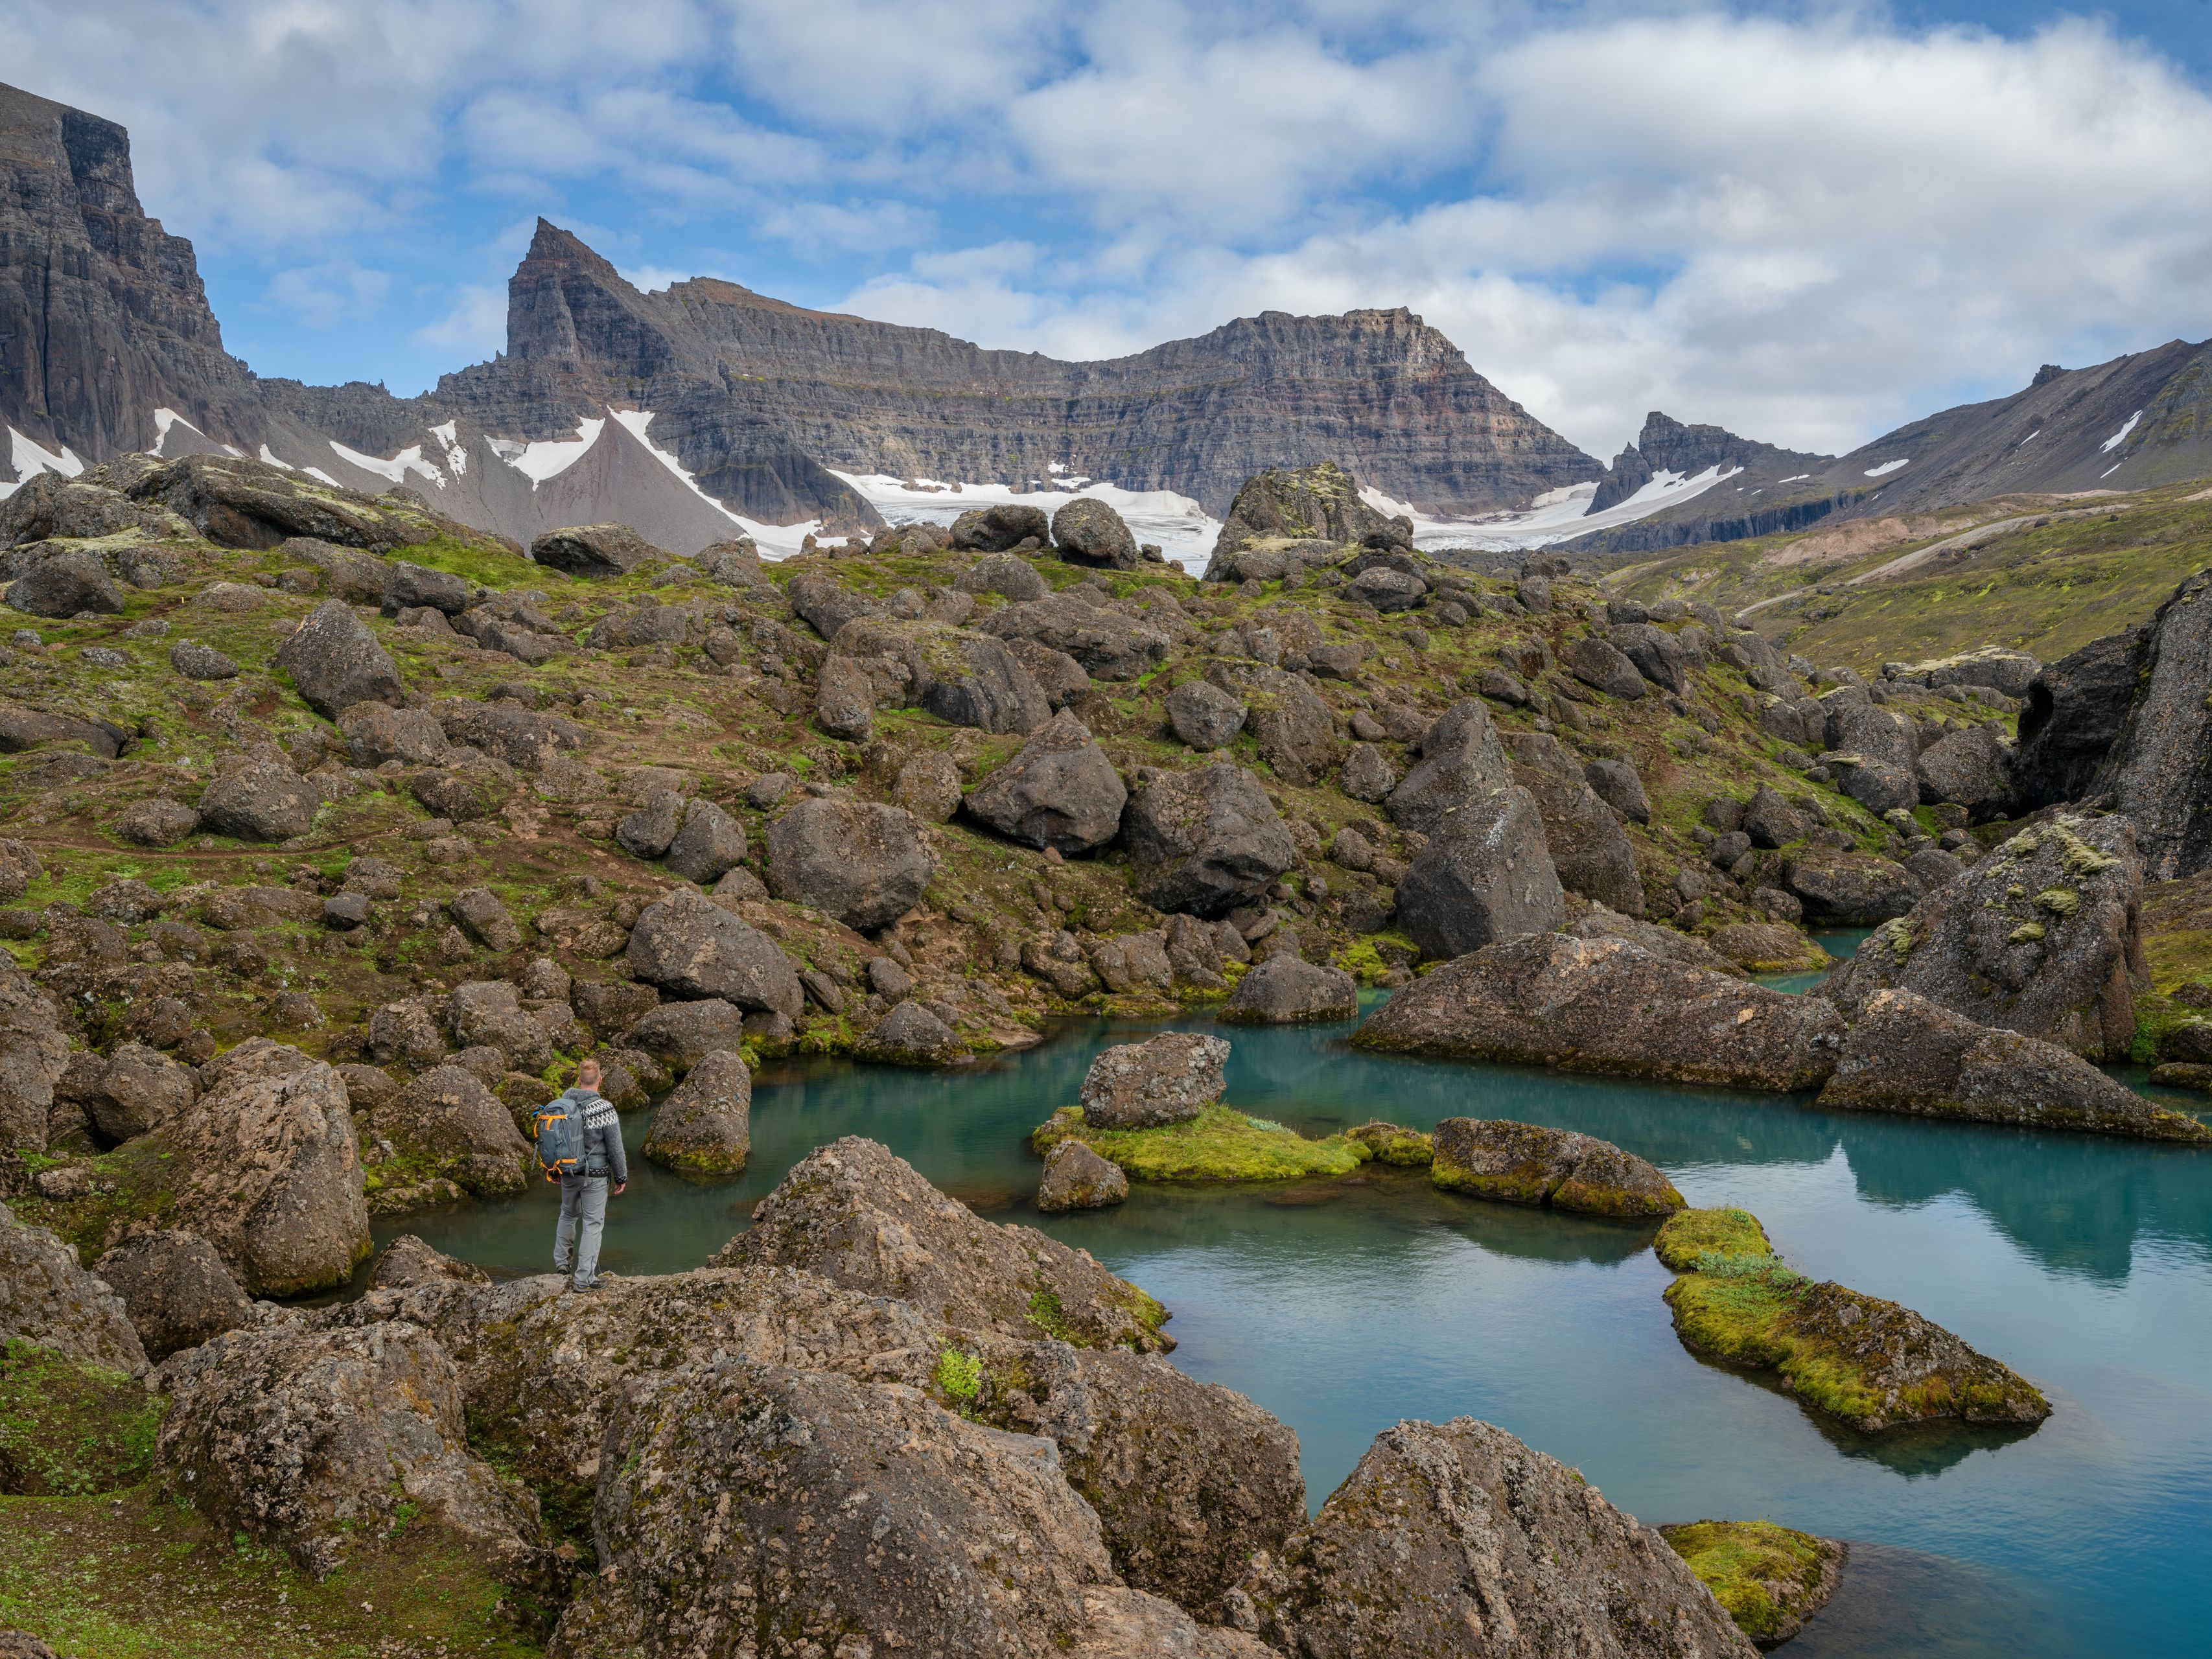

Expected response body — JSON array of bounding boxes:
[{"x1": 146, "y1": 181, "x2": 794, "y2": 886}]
[
  {"x1": 1032, "y1": 1102, "x2": 1368, "y2": 1182},
  {"x1": 1661, "y1": 1518, "x2": 1845, "y2": 1648},
  {"x1": 1655, "y1": 1207, "x2": 2051, "y2": 1432}
]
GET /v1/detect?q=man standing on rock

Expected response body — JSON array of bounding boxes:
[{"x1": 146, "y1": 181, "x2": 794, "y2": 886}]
[{"x1": 551, "y1": 1059, "x2": 626, "y2": 1293}]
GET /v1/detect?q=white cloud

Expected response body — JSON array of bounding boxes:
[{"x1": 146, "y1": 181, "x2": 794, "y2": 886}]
[
  {"x1": 261, "y1": 261, "x2": 393, "y2": 327},
  {"x1": 411, "y1": 283, "x2": 508, "y2": 356}
]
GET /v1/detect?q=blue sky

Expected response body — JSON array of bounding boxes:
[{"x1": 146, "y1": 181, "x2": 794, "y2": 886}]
[{"x1": 7, "y1": 1, "x2": 2211, "y2": 459}]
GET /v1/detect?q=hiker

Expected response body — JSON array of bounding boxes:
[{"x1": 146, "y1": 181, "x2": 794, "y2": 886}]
[{"x1": 537, "y1": 1058, "x2": 627, "y2": 1292}]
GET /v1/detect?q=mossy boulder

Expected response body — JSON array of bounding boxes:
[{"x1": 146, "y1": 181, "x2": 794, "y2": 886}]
[
  {"x1": 1655, "y1": 1207, "x2": 2051, "y2": 1432},
  {"x1": 1033, "y1": 1104, "x2": 1366, "y2": 1183},
  {"x1": 1661, "y1": 1519, "x2": 1846, "y2": 1649},
  {"x1": 1345, "y1": 1120, "x2": 1433, "y2": 1166}
]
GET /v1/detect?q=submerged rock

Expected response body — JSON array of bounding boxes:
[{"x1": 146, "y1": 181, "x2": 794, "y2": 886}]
[
  {"x1": 1356, "y1": 933, "x2": 1844, "y2": 1091},
  {"x1": 1430, "y1": 1118, "x2": 1684, "y2": 1216},
  {"x1": 1237, "y1": 1415, "x2": 1756, "y2": 1658},
  {"x1": 714, "y1": 1137, "x2": 1171, "y2": 1351}
]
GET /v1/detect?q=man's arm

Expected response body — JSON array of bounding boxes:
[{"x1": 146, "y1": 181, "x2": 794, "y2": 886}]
[{"x1": 600, "y1": 1100, "x2": 629, "y2": 1189}]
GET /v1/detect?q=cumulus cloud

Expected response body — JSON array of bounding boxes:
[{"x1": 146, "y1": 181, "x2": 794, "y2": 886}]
[{"x1": 3, "y1": 1, "x2": 2208, "y2": 455}]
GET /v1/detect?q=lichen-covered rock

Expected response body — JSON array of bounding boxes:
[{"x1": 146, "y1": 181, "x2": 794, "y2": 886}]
[
  {"x1": 373, "y1": 1065, "x2": 533, "y2": 1197},
  {"x1": 714, "y1": 1137, "x2": 1170, "y2": 1352},
  {"x1": 196, "y1": 758, "x2": 321, "y2": 842},
  {"x1": 1392, "y1": 785, "x2": 1566, "y2": 960},
  {"x1": 957, "y1": 549, "x2": 1052, "y2": 597},
  {"x1": 273, "y1": 598, "x2": 404, "y2": 718},
  {"x1": 91, "y1": 1229, "x2": 253, "y2": 1361},
  {"x1": 613, "y1": 785, "x2": 682, "y2": 858},
  {"x1": 1065, "y1": 1588, "x2": 1276, "y2": 1658},
  {"x1": 6, "y1": 546, "x2": 122, "y2": 616},
  {"x1": 1430, "y1": 1118, "x2": 1684, "y2": 1216},
  {"x1": 858, "y1": 999, "x2": 962, "y2": 1063},
  {"x1": 530, "y1": 522, "x2": 664, "y2": 578},
  {"x1": 1122, "y1": 763, "x2": 1297, "y2": 918},
  {"x1": 0, "y1": 1201, "x2": 148, "y2": 1375},
  {"x1": 1385, "y1": 697, "x2": 1513, "y2": 833},
  {"x1": 964, "y1": 709, "x2": 1128, "y2": 855},
  {"x1": 1220, "y1": 953, "x2": 1358, "y2": 1023},
  {"x1": 1509, "y1": 732, "x2": 1643, "y2": 915},
  {"x1": 0, "y1": 966, "x2": 66, "y2": 1152},
  {"x1": 1237, "y1": 1415, "x2": 1756, "y2": 1659},
  {"x1": 1567, "y1": 905, "x2": 1741, "y2": 977},
  {"x1": 1090, "y1": 931, "x2": 1174, "y2": 994},
  {"x1": 892, "y1": 749, "x2": 965, "y2": 821},
  {"x1": 1565, "y1": 634, "x2": 1648, "y2": 699},
  {"x1": 1077, "y1": 1032, "x2": 1229, "y2": 1128},
  {"x1": 114, "y1": 796, "x2": 200, "y2": 846},
  {"x1": 156, "y1": 1321, "x2": 544, "y2": 1581},
  {"x1": 1660, "y1": 1520, "x2": 1845, "y2": 1651},
  {"x1": 981, "y1": 592, "x2": 1172, "y2": 681},
  {"x1": 447, "y1": 885, "x2": 521, "y2": 952},
  {"x1": 548, "y1": 1360, "x2": 1117, "y2": 1659},
  {"x1": 1817, "y1": 988, "x2": 2206, "y2": 1140},
  {"x1": 1820, "y1": 814, "x2": 2145, "y2": 1059},
  {"x1": 1357, "y1": 933, "x2": 1845, "y2": 1091},
  {"x1": 765, "y1": 796, "x2": 936, "y2": 932},
  {"x1": 1205, "y1": 661, "x2": 1340, "y2": 785},
  {"x1": 663, "y1": 798, "x2": 747, "y2": 884},
  {"x1": 338, "y1": 702, "x2": 450, "y2": 767},
  {"x1": 642, "y1": 1048, "x2": 752, "y2": 1174},
  {"x1": 1165, "y1": 679, "x2": 1246, "y2": 750},
  {"x1": 155, "y1": 1039, "x2": 371, "y2": 1296},
  {"x1": 368, "y1": 1234, "x2": 492, "y2": 1290},
  {"x1": 951, "y1": 503, "x2": 1052, "y2": 552},
  {"x1": 1207, "y1": 461, "x2": 1404, "y2": 569},
  {"x1": 1037, "y1": 1140, "x2": 1128, "y2": 1211},
  {"x1": 1013, "y1": 1343, "x2": 1304, "y2": 1618},
  {"x1": 1915, "y1": 723, "x2": 2010, "y2": 813},
  {"x1": 445, "y1": 979, "x2": 552, "y2": 1071},
  {"x1": 813, "y1": 651, "x2": 875, "y2": 740},
  {"x1": 625, "y1": 886, "x2": 804, "y2": 1016},
  {"x1": 835, "y1": 616, "x2": 1051, "y2": 734},
  {"x1": 624, "y1": 997, "x2": 746, "y2": 1073}
]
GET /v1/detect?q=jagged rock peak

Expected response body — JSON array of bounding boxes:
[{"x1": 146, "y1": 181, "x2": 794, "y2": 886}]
[{"x1": 1592, "y1": 410, "x2": 1833, "y2": 511}]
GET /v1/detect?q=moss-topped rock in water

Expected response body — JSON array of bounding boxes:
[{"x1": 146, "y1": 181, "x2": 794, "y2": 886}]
[
  {"x1": 1033, "y1": 1104, "x2": 1367, "y2": 1183},
  {"x1": 1345, "y1": 1119, "x2": 1433, "y2": 1165},
  {"x1": 1661, "y1": 1519, "x2": 1846, "y2": 1649},
  {"x1": 1431, "y1": 1117, "x2": 1684, "y2": 1218},
  {"x1": 1655, "y1": 1207, "x2": 2051, "y2": 1432}
]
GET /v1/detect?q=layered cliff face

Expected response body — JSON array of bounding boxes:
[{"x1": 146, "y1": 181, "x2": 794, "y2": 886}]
[
  {"x1": 426, "y1": 221, "x2": 1601, "y2": 522},
  {"x1": 0, "y1": 83, "x2": 262, "y2": 459}
]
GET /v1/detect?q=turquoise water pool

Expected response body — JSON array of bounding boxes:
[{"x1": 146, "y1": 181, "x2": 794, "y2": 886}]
[{"x1": 388, "y1": 976, "x2": 2212, "y2": 1656}]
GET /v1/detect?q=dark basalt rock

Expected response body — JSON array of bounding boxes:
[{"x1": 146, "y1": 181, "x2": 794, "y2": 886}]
[
  {"x1": 764, "y1": 796, "x2": 936, "y2": 932},
  {"x1": 382, "y1": 560, "x2": 471, "y2": 614},
  {"x1": 274, "y1": 599, "x2": 405, "y2": 719},
  {"x1": 5, "y1": 546, "x2": 123, "y2": 616},
  {"x1": 1206, "y1": 460, "x2": 1411, "y2": 576},
  {"x1": 1508, "y1": 732, "x2": 1642, "y2": 915},
  {"x1": 1430, "y1": 1117, "x2": 1684, "y2": 1216},
  {"x1": 1219, "y1": 953, "x2": 1357, "y2": 1023},
  {"x1": 1392, "y1": 785, "x2": 1566, "y2": 960},
  {"x1": 196, "y1": 759, "x2": 321, "y2": 842},
  {"x1": 951, "y1": 504, "x2": 1051, "y2": 551},
  {"x1": 529, "y1": 522, "x2": 664, "y2": 578},
  {"x1": 1820, "y1": 814, "x2": 2145, "y2": 1060},
  {"x1": 857, "y1": 999, "x2": 963, "y2": 1064},
  {"x1": 981, "y1": 592, "x2": 1172, "y2": 681},
  {"x1": 2008, "y1": 627, "x2": 2143, "y2": 813},
  {"x1": 0, "y1": 705, "x2": 126, "y2": 758},
  {"x1": 1037, "y1": 1140, "x2": 1129, "y2": 1211},
  {"x1": 92, "y1": 1229, "x2": 253, "y2": 1360},
  {"x1": 1564, "y1": 634, "x2": 1646, "y2": 699},
  {"x1": 1782, "y1": 847, "x2": 1922, "y2": 924},
  {"x1": 625, "y1": 887, "x2": 804, "y2": 1017},
  {"x1": 1237, "y1": 1415, "x2": 1756, "y2": 1659},
  {"x1": 1358, "y1": 932, "x2": 1845, "y2": 1091},
  {"x1": 1077, "y1": 1032, "x2": 1229, "y2": 1128},
  {"x1": 1818, "y1": 988, "x2": 2206, "y2": 1140},
  {"x1": 1204, "y1": 660, "x2": 1339, "y2": 785},
  {"x1": 1384, "y1": 697, "x2": 1512, "y2": 833},
  {"x1": 1916, "y1": 722, "x2": 2010, "y2": 813},
  {"x1": 1121, "y1": 763, "x2": 1297, "y2": 918},
  {"x1": 640, "y1": 1047, "x2": 751, "y2": 1172},
  {"x1": 1053, "y1": 497, "x2": 1141, "y2": 568},
  {"x1": 373, "y1": 1064, "x2": 534, "y2": 1197},
  {"x1": 955, "y1": 552, "x2": 1051, "y2": 601},
  {"x1": 963, "y1": 709, "x2": 1128, "y2": 854},
  {"x1": 1164, "y1": 678, "x2": 1246, "y2": 750}
]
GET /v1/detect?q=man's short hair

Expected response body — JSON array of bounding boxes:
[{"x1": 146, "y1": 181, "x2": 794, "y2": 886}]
[{"x1": 576, "y1": 1058, "x2": 601, "y2": 1082}]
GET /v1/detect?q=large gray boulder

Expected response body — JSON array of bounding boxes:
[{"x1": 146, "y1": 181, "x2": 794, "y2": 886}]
[
  {"x1": 1820, "y1": 813, "x2": 2146, "y2": 1060},
  {"x1": 662, "y1": 798, "x2": 748, "y2": 884},
  {"x1": 1564, "y1": 634, "x2": 1646, "y2": 699},
  {"x1": 1508, "y1": 733, "x2": 1643, "y2": 915},
  {"x1": 91, "y1": 1229, "x2": 254, "y2": 1361},
  {"x1": 156, "y1": 1321, "x2": 544, "y2": 1582},
  {"x1": 1386, "y1": 699, "x2": 1513, "y2": 833},
  {"x1": 1077, "y1": 1032, "x2": 1229, "y2": 1128},
  {"x1": 765, "y1": 796, "x2": 937, "y2": 932},
  {"x1": 0, "y1": 967, "x2": 72, "y2": 1152},
  {"x1": 1357, "y1": 933, "x2": 1845, "y2": 1091},
  {"x1": 964, "y1": 709, "x2": 1128, "y2": 855},
  {"x1": 374, "y1": 1065, "x2": 533, "y2": 1197},
  {"x1": 548, "y1": 1357, "x2": 1118, "y2": 1659},
  {"x1": 530, "y1": 522, "x2": 664, "y2": 578},
  {"x1": 274, "y1": 599, "x2": 404, "y2": 718},
  {"x1": 625, "y1": 887, "x2": 804, "y2": 1016},
  {"x1": 1220, "y1": 953, "x2": 1358, "y2": 1023},
  {"x1": 1916, "y1": 723, "x2": 2011, "y2": 813},
  {"x1": 1121, "y1": 763, "x2": 1297, "y2": 917},
  {"x1": 1165, "y1": 679, "x2": 1246, "y2": 750},
  {"x1": 338, "y1": 702, "x2": 450, "y2": 767},
  {"x1": 445, "y1": 979, "x2": 550, "y2": 1069},
  {"x1": 843, "y1": 618, "x2": 1051, "y2": 734},
  {"x1": 382, "y1": 560, "x2": 470, "y2": 614},
  {"x1": 1830, "y1": 754, "x2": 1920, "y2": 816},
  {"x1": 1819, "y1": 989, "x2": 2206, "y2": 1141},
  {"x1": 153, "y1": 1039, "x2": 371, "y2": 1296},
  {"x1": 2087, "y1": 568, "x2": 2212, "y2": 878},
  {"x1": 950, "y1": 502, "x2": 1051, "y2": 551},
  {"x1": 1610, "y1": 621, "x2": 1693, "y2": 695},
  {"x1": 0, "y1": 1201, "x2": 148, "y2": 1375},
  {"x1": 714, "y1": 1137, "x2": 1171, "y2": 1352},
  {"x1": 80, "y1": 1041, "x2": 196, "y2": 1143},
  {"x1": 640, "y1": 1048, "x2": 752, "y2": 1174},
  {"x1": 1237, "y1": 1417, "x2": 1757, "y2": 1658},
  {"x1": 624, "y1": 998, "x2": 747, "y2": 1073},
  {"x1": 957, "y1": 550, "x2": 1052, "y2": 599},
  {"x1": 434, "y1": 702, "x2": 588, "y2": 771},
  {"x1": 1053, "y1": 497, "x2": 1141, "y2": 568},
  {"x1": 1037, "y1": 1141, "x2": 1129, "y2": 1212},
  {"x1": 196, "y1": 758, "x2": 321, "y2": 841},
  {"x1": 1782, "y1": 847, "x2": 1922, "y2": 925},
  {"x1": 1430, "y1": 1119, "x2": 1684, "y2": 1216},
  {"x1": 1205, "y1": 662, "x2": 1338, "y2": 785},
  {"x1": 813, "y1": 652, "x2": 874, "y2": 739},
  {"x1": 6, "y1": 546, "x2": 122, "y2": 616},
  {"x1": 1393, "y1": 786, "x2": 1566, "y2": 960},
  {"x1": 981, "y1": 592, "x2": 1172, "y2": 680},
  {"x1": 1205, "y1": 461, "x2": 1404, "y2": 570},
  {"x1": 2007, "y1": 627, "x2": 2142, "y2": 815}
]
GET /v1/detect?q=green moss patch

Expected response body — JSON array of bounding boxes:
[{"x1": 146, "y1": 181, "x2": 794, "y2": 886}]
[
  {"x1": 0, "y1": 1340, "x2": 166, "y2": 1496},
  {"x1": 1661, "y1": 1518, "x2": 1838, "y2": 1646},
  {"x1": 1032, "y1": 1104, "x2": 1369, "y2": 1182},
  {"x1": 1655, "y1": 1207, "x2": 1774, "y2": 1271}
]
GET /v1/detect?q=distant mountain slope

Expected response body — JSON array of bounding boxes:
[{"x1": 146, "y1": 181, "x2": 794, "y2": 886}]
[
  {"x1": 0, "y1": 81, "x2": 1602, "y2": 553},
  {"x1": 1568, "y1": 345, "x2": 2212, "y2": 559}
]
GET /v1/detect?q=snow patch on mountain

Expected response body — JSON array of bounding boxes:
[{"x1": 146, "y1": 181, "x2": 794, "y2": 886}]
[
  {"x1": 497, "y1": 419, "x2": 609, "y2": 483},
  {"x1": 1863, "y1": 458, "x2": 1911, "y2": 477},
  {"x1": 2101, "y1": 411, "x2": 2142, "y2": 452},
  {"x1": 0, "y1": 428, "x2": 86, "y2": 498},
  {"x1": 330, "y1": 440, "x2": 443, "y2": 489},
  {"x1": 1363, "y1": 464, "x2": 1744, "y2": 552},
  {"x1": 836, "y1": 472, "x2": 1224, "y2": 572}
]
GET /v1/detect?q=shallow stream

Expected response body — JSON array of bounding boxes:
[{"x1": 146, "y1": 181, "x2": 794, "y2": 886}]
[{"x1": 388, "y1": 950, "x2": 2212, "y2": 1657}]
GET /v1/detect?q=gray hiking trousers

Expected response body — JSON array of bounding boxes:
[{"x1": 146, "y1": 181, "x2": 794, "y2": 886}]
[{"x1": 554, "y1": 1176, "x2": 609, "y2": 1288}]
